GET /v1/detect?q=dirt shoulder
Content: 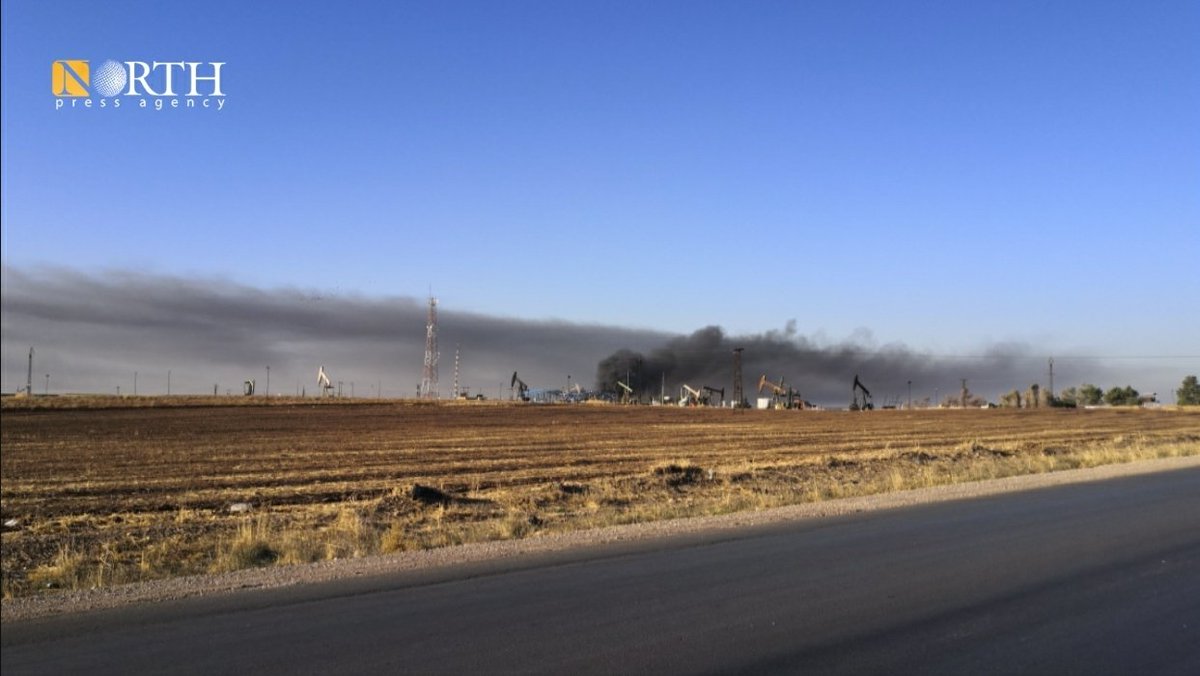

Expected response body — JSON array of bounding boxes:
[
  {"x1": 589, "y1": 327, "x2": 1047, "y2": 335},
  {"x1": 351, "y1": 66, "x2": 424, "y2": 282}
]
[{"x1": 5, "y1": 454, "x2": 1197, "y2": 623}]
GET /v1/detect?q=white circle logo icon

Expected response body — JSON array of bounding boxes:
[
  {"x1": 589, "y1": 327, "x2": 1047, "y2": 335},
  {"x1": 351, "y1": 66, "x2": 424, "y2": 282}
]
[{"x1": 92, "y1": 60, "x2": 127, "y2": 97}]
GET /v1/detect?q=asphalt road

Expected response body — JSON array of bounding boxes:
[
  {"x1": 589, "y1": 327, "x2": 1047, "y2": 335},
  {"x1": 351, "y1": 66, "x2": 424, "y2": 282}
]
[{"x1": 4, "y1": 467, "x2": 1198, "y2": 675}]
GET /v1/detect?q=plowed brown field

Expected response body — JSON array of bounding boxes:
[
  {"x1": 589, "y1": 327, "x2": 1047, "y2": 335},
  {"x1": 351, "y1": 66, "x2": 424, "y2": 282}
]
[{"x1": 3, "y1": 399, "x2": 1197, "y2": 596}]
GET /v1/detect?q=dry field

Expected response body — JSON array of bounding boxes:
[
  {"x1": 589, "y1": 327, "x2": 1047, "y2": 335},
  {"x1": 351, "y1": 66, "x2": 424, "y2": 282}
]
[{"x1": 2, "y1": 398, "x2": 1197, "y2": 598}]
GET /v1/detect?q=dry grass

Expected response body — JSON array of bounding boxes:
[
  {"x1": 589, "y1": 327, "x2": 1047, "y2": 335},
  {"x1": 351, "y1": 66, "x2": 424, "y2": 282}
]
[{"x1": 2, "y1": 401, "x2": 1197, "y2": 597}]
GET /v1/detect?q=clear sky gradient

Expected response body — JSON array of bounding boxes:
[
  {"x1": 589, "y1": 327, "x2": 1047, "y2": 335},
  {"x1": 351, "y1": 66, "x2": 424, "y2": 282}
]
[{"x1": 2, "y1": 1, "x2": 1198, "y2": 392}]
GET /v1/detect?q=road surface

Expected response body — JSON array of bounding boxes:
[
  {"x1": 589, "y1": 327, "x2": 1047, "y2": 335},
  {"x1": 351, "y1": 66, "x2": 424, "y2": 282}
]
[{"x1": 4, "y1": 467, "x2": 1198, "y2": 674}]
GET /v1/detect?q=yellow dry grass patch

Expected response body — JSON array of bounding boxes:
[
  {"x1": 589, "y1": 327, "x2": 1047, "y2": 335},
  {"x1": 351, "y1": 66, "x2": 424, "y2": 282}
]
[{"x1": 2, "y1": 402, "x2": 1197, "y2": 598}]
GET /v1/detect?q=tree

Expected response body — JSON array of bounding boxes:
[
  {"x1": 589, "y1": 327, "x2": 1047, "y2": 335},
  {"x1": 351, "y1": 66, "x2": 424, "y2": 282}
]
[
  {"x1": 941, "y1": 393, "x2": 985, "y2": 407},
  {"x1": 1058, "y1": 387, "x2": 1078, "y2": 407},
  {"x1": 999, "y1": 390, "x2": 1022, "y2": 408},
  {"x1": 1078, "y1": 384, "x2": 1104, "y2": 406},
  {"x1": 1025, "y1": 384, "x2": 1041, "y2": 408},
  {"x1": 1104, "y1": 385, "x2": 1140, "y2": 407},
  {"x1": 947, "y1": 383, "x2": 987, "y2": 408},
  {"x1": 1178, "y1": 375, "x2": 1200, "y2": 406}
]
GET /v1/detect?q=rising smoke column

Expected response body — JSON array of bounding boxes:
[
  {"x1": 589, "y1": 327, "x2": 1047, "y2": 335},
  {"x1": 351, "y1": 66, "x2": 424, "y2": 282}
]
[{"x1": 595, "y1": 322, "x2": 1058, "y2": 406}]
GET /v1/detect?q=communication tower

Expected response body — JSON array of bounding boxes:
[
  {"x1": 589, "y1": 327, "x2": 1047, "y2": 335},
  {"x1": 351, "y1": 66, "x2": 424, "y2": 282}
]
[
  {"x1": 419, "y1": 297, "x2": 439, "y2": 399},
  {"x1": 453, "y1": 344, "x2": 461, "y2": 398}
]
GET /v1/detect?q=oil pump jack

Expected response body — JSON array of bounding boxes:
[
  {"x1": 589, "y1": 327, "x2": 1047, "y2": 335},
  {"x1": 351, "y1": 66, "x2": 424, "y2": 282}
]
[
  {"x1": 758, "y1": 375, "x2": 790, "y2": 409},
  {"x1": 787, "y1": 389, "x2": 807, "y2": 410},
  {"x1": 679, "y1": 384, "x2": 702, "y2": 406},
  {"x1": 318, "y1": 366, "x2": 335, "y2": 398},
  {"x1": 510, "y1": 371, "x2": 530, "y2": 402},
  {"x1": 851, "y1": 374, "x2": 874, "y2": 411},
  {"x1": 702, "y1": 385, "x2": 725, "y2": 407},
  {"x1": 616, "y1": 380, "x2": 634, "y2": 404}
]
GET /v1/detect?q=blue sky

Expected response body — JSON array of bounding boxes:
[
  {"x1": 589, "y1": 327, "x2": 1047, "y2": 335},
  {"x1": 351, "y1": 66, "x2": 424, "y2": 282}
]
[{"x1": 2, "y1": 0, "x2": 1198, "y2": 396}]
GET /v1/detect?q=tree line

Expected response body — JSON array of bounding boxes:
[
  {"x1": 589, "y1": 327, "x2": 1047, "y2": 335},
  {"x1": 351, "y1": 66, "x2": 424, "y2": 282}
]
[{"x1": 996, "y1": 375, "x2": 1199, "y2": 408}]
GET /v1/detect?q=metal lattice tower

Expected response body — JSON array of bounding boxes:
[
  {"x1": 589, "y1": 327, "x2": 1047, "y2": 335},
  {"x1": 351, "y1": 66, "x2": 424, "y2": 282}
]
[
  {"x1": 452, "y1": 344, "x2": 461, "y2": 398},
  {"x1": 419, "y1": 297, "x2": 439, "y2": 399},
  {"x1": 732, "y1": 347, "x2": 744, "y2": 408}
]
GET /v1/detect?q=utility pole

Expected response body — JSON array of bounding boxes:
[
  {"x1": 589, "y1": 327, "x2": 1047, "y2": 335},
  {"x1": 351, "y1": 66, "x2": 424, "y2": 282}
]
[
  {"x1": 732, "y1": 348, "x2": 745, "y2": 408},
  {"x1": 45, "y1": 373, "x2": 50, "y2": 395},
  {"x1": 1048, "y1": 358, "x2": 1054, "y2": 400},
  {"x1": 265, "y1": 366, "x2": 270, "y2": 397},
  {"x1": 26, "y1": 347, "x2": 34, "y2": 396},
  {"x1": 960, "y1": 378, "x2": 968, "y2": 408},
  {"x1": 907, "y1": 380, "x2": 912, "y2": 409}
]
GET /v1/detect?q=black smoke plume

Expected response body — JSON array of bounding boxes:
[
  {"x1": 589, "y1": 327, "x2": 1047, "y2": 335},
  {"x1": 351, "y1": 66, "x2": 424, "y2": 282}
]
[
  {"x1": 3, "y1": 265, "x2": 1169, "y2": 405},
  {"x1": 595, "y1": 322, "x2": 1122, "y2": 407},
  {"x1": 1, "y1": 264, "x2": 668, "y2": 397}
]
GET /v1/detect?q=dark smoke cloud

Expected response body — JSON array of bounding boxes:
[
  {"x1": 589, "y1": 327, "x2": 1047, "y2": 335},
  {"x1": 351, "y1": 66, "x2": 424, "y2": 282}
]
[
  {"x1": 2, "y1": 265, "x2": 1183, "y2": 405},
  {"x1": 597, "y1": 322, "x2": 1134, "y2": 407},
  {"x1": 1, "y1": 265, "x2": 667, "y2": 398}
]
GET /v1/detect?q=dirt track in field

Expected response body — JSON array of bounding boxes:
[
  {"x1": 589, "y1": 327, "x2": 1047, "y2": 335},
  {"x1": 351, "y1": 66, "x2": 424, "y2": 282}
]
[{"x1": 3, "y1": 400, "x2": 1198, "y2": 597}]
